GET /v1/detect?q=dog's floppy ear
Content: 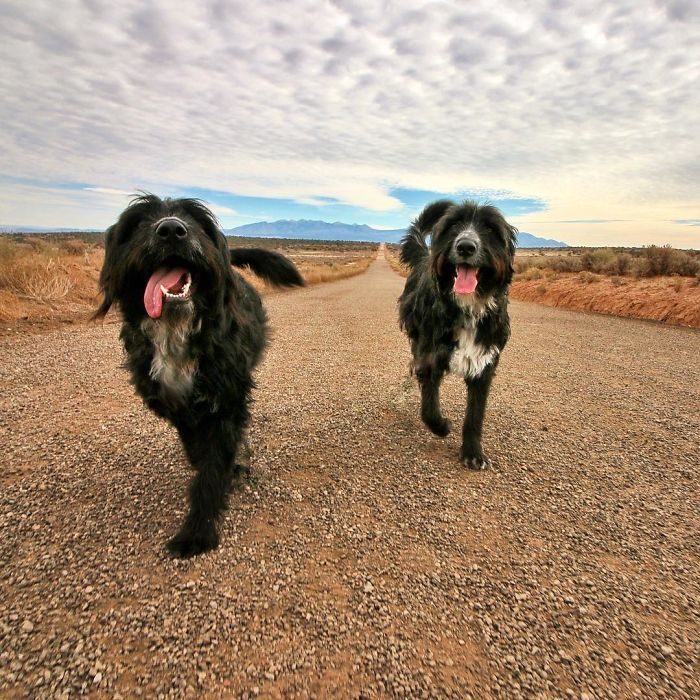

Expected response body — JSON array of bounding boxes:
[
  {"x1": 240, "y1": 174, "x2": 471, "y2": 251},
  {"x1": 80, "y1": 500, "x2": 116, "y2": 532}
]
[
  {"x1": 495, "y1": 218, "x2": 518, "y2": 284},
  {"x1": 429, "y1": 206, "x2": 458, "y2": 280},
  {"x1": 92, "y1": 224, "x2": 118, "y2": 320},
  {"x1": 504, "y1": 222, "x2": 518, "y2": 259},
  {"x1": 93, "y1": 194, "x2": 162, "y2": 320}
]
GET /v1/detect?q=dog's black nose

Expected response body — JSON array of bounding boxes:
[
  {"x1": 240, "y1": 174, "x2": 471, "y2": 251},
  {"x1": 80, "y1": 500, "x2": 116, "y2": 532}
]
[
  {"x1": 155, "y1": 218, "x2": 188, "y2": 240},
  {"x1": 456, "y1": 239, "x2": 477, "y2": 257}
]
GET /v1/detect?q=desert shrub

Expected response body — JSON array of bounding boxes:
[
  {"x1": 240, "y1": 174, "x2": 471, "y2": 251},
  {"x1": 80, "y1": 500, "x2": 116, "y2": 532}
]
[
  {"x1": 580, "y1": 249, "x2": 615, "y2": 274},
  {"x1": 629, "y1": 256, "x2": 651, "y2": 277},
  {"x1": 513, "y1": 258, "x2": 528, "y2": 274},
  {"x1": 550, "y1": 256, "x2": 582, "y2": 273},
  {"x1": 515, "y1": 245, "x2": 698, "y2": 278},
  {"x1": 519, "y1": 266, "x2": 543, "y2": 280},
  {"x1": 578, "y1": 271, "x2": 598, "y2": 283},
  {"x1": 24, "y1": 236, "x2": 59, "y2": 255},
  {"x1": 580, "y1": 251, "x2": 595, "y2": 272},
  {"x1": 0, "y1": 257, "x2": 73, "y2": 300},
  {"x1": 591, "y1": 249, "x2": 616, "y2": 272},
  {"x1": 628, "y1": 245, "x2": 699, "y2": 278},
  {"x1": 609, "y1": 252, "x2": 632, "y2": 276},
  {"x1": 59, "y1": 238, "x2": 88, "y2": 256},
  {"x1": 0, "y1": 237, "x2": 18, "y2": 264},
  {"x1": 643, "y1": 245, "x2": 674, "y2": 276},
  {"x1": 667, "y1": 249, "x2": 700, "y2": 276}
]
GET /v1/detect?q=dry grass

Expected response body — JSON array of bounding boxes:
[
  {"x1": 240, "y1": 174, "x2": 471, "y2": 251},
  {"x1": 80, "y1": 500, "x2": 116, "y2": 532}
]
[
  {"x1": 387, "y1": 242, "x2": 700, "y2": 282},
  {"x1": 238, "y1": 238, "x2": 379, "y2": 288},
  {"x1": 383, "y1": 243, "x2": 700, "y2": 328},
  {"x1": 0, "y1": 234, "x2": 378, "y2": 329},
  {"x1": 512, "y1": 245, "x2": 700, "y2": 327},
  {"x1": 0, "y1": 236, "x2": 102, "y2": 323},
  {"x1": 515, "y1": 245, "x2": 700, "y2": 279},
  {"x1": 384, "y1": 244, "x2": 409, "y2": 278},
  {"x1": 511, "y1": 274, "x2": 700, "y2": 328},
  {"x1": 300, "y1": 256, "x2": 375, "y2": 284}
]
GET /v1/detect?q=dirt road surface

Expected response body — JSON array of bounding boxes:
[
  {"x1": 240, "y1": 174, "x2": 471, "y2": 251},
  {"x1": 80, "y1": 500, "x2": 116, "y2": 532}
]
[{"x1": 1, "y1": 250, "x2": 698, "y2": 698}]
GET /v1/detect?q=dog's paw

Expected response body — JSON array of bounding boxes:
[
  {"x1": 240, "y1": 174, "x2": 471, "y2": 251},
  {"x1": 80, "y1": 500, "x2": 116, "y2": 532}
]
[
  {"x1": 461, "y1": 453, "x2": 491, "y2": 471},
  {"x1": 167, "y1": 525, "x2": 219, "y2": 559},
  {"x1": 425, "y1": 417, "x2": 451, "y2": 437}
]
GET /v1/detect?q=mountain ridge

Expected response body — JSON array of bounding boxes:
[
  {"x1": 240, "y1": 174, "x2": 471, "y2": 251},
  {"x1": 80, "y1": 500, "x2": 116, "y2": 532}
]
[
  {"x1": 226, "y1": 219, "x2": 568, "y2": 247},
  {"x1": 0, "y1": 220, "x2": 569, "y2": 247}
]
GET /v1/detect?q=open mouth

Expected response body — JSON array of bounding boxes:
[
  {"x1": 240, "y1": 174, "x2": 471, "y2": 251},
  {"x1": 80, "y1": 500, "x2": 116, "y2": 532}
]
[
  {"x1": 453, "y1": 264, "x2": 479, "y2": 295},
  {"x1": 144, "y1": 267, "x2": 193, "y2": 319}
]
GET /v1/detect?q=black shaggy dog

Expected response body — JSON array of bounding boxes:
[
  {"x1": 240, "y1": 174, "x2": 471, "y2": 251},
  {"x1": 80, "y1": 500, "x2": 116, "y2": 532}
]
[
  {"x1": 94, "y1": 194, "x2": 304, "y2": 557},
  {"x1": 398, "y1": 200, "x2": 517, "y2": 469}
]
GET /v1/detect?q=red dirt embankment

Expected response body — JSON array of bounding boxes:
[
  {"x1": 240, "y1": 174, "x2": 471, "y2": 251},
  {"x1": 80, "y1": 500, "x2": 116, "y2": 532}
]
[{"x1": 510, "y1": 274, "x2": 700, "y2": 328}]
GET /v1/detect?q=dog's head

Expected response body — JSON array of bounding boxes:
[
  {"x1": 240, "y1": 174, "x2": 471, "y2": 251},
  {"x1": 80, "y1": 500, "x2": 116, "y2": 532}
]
[
  {"x1": 429, "y1": 201, "x2": 517, "y2": 301},
  {"x1": 94, "y1": 194, "x2": 234, "y2": 325}
]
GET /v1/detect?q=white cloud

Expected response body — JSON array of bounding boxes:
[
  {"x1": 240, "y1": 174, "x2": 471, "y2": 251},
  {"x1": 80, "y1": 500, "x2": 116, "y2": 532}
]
[
  {"x1": 84, "y1": 187, "x2": 134, "y2": 197},
  {"x1": 0, "y1": 0, "x2": 698, "y2": 245},
  {"x1": 206, "y1": 203, "x2": 238, "y2": 217}
]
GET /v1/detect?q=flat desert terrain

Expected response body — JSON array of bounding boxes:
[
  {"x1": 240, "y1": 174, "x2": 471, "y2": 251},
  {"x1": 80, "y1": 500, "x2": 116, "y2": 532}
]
[{"x1": 0, "y1": 249, "x2": 698, "y2": 698}]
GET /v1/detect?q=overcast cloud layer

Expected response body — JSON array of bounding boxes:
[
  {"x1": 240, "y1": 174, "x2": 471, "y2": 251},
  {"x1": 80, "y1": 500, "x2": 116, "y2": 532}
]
[{"x1": 0, "y1": 0, "x2": 698, "y2": 245}]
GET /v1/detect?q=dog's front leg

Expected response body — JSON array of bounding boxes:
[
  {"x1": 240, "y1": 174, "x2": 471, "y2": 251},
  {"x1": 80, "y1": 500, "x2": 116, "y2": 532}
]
[
  {"x1": 417, "y1": 365, "x2": 450, "y2": 437},
  {"x1": 167, "y1": 418, "x2": 243, "y2": 558},
  {"x1": 461, "y1": 368, "x2": 495, "y2": 470}
]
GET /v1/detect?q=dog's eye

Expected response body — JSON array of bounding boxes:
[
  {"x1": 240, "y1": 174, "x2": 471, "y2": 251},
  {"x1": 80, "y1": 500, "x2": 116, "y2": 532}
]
[{"x1": 486, "y1": 225, "x2": 505, "y2": 241}]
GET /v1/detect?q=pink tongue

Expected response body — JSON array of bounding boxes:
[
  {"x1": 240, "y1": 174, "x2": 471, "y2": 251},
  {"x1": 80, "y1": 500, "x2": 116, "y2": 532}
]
[
  {"x1": 144, "y1": 267, "x2": 189, "y2": 319},
  {"x1": 454, "y1": 266, "x2": 479, "y2": 294}
]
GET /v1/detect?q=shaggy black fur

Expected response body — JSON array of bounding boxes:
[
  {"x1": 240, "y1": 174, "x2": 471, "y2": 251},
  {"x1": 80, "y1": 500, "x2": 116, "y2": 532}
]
[
  {"x1": 398, "y1": 200, "x2": 517, "y2": 469},
  {"x1": 95, "y1": 194, "x2": 304, "y2": 557}
]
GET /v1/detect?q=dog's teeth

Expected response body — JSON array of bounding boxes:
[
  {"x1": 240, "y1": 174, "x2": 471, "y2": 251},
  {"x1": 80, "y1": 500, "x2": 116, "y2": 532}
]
[{"x1": 161, "y1": 278, "x2": 192, "y2": 302}]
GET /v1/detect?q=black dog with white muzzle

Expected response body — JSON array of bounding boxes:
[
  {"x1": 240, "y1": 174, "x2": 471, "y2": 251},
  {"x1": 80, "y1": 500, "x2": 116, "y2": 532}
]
[
  {"x1": 398, "y1": 200, "x2": 517, "y2": 469},
  {"x1": 95, "y1": 194, "x2": 304, "y2": 557}
]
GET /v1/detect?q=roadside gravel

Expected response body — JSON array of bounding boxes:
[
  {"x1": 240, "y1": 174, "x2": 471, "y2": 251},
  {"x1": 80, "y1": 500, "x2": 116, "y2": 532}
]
[{"x1": 0, "y1": 249, "x2": 698, "y2": 698}]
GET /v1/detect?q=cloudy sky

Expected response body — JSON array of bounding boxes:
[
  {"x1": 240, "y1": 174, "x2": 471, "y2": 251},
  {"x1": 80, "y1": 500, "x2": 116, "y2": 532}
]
[{"x1": 1, "y1": 0, "x2": 698, "y2": 246}]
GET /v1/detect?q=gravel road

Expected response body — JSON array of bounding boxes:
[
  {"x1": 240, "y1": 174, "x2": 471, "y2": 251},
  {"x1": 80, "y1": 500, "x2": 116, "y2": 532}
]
[{"x1": 1, "y1": 249, "x2": 698, "y2": 698}]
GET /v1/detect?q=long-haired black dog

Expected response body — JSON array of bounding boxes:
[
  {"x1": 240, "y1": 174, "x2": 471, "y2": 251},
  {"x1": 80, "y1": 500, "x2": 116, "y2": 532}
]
[
  {"x1": 398, "y1": 200, "x2": 517, "y2": 469},
  {"x1": 94, "y1": 194, "x2": 304, "y2": 557}
]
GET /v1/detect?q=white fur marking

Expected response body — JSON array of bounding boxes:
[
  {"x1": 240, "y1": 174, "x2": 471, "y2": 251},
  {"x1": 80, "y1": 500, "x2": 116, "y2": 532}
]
[
  {"x1": 154, "y1": 216, "x2": 187, "y2": 227},
  {"x1": 450, "y1": 325, "x2": 499, "y2": 378},
  {"x1": 452, "y1": 293, "x2": 497, "y2": 319},
  {"x1": 141, "y1": 316, "x2": 196, "y2": 401}
]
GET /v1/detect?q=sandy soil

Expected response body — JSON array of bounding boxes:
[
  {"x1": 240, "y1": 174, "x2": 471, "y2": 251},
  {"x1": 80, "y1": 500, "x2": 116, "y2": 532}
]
[
  {"x1": 510, "y1": 274, "x2": 700, "y2": 328},
  {"x1": 0, "y1": 249, "x2": 698, "y2": 698}
]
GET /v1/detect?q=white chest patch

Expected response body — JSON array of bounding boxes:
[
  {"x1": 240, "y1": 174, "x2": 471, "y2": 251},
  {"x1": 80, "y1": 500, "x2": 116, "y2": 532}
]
[
  {"x1": 449, "y1": 325, "x2": 499, "y2": 379},
  {"x1": 141, "y1": 317, "x2": 198, "y2": 401}
]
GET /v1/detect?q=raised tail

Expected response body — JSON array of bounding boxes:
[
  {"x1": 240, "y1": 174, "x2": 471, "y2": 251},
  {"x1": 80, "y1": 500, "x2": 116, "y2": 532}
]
[
  {"x1": 230, "y1": 248, "x2": 305, "y2": 288},
  {"x1": 399, "y1": 199, "x2": 455, "y2": 269}
]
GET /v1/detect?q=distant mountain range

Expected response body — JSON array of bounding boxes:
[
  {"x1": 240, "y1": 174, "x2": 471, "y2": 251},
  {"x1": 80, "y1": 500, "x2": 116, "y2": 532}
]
[
  {"x1": 1, "y1": 219, "x2": 568, "y2": 247},
  {"x1": 227, "y1": 219, "x2": 568, "y2": 247},
  {"x1": 227, "y1": 219, "x2": 406, "y2": 243},
  {"x1": 516, "y1": 231, "x2": 568, "y2": 248},
  {"x1": 0, "y1": 225, "x2": 100, "y2": 233}
]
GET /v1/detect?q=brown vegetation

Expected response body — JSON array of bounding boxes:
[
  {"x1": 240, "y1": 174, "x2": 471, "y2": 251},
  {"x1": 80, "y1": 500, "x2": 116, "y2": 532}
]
[
  {"x1": 515, "y1": 244, "x2": 700, "y2": 279},
  {"x1": 384, "y1": 244, "x2": 408, "y2": 277},
  {"x1": 510, "y1": 273, "x2": 700, "y2": 328},
  {"x1": 261, "y1": 240, "x2": 377, "y2": 287},
  {"x1": 513, "y1": 245, "x2": 700, "y2": 328},
  {"x1": 0, "y1": 234, "x2": 378, "y2": 331},
  {"x1": 384, "y1": 243, "x2": 700, "y2": 328},
  {"x1": 0, "y1": 236, "x2": 103, "y2": 326}
]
